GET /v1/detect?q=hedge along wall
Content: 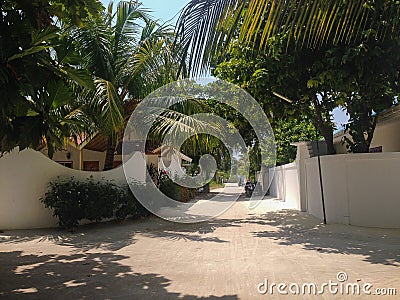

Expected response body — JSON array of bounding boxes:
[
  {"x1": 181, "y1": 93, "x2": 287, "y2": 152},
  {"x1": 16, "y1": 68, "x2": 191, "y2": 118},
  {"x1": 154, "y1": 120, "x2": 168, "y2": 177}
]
[{"x1": 0, "y1": 148, "x2": 146, "y2": 230}]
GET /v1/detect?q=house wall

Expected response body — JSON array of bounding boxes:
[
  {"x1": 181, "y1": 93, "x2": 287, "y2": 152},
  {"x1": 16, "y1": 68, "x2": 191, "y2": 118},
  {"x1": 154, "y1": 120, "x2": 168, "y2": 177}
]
[
  {"x1": 82, "y1": 149, "x2": 106, "y2": 170},
  {"x1": 369, "y1": 119, "x2": 400, "y2": 152},
  {"x1": 41, "y1": 145, "x2": 107, "y2": 171},
  {"x1": 269, "y1": 163, "x2": 301, "y2": 210},
  {"x1": 41, "y1": 144, "x2": 81, "y2": 169},
  {"x1": 334, "y1": 111, "x2": 400, "y2": 154},
  {"x1": 0, "y1": 148, "x2": 146, "y2": 230},
  {"x1": 304, "y1": 153, "x2": 400, "y2": 228}
]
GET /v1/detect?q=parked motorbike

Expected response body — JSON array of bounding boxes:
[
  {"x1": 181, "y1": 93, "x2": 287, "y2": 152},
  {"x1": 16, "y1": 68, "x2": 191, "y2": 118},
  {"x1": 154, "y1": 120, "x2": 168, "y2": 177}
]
[{"x1": 244, "y1": 181, "x2": 255, "y2": 197}]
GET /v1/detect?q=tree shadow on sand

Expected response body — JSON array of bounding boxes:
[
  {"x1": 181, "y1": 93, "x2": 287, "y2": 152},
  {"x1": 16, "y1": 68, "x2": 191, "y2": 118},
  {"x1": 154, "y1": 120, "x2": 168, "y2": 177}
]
[
  {"x1": 245, "y1": 210, "x2": 400, "y2": 266},
  {"x1": 1, "y1": 209, "x2": 399, "y2": 266},
  {"x1": 0, "y1": 251, "x2": 238, "y2": 300},
  {"x1": 0, "y1": 221, "x2": 140, "y2": 252},
  {"x1": 0, "y1": 216, "x2": 235, "y2": 251}
]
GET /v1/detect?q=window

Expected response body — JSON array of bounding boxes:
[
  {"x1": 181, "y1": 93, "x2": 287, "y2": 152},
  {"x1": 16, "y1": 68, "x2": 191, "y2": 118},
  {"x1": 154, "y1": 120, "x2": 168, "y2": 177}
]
[{"x1": 57, "y1": 161, "x2": 73, "y2": 168}]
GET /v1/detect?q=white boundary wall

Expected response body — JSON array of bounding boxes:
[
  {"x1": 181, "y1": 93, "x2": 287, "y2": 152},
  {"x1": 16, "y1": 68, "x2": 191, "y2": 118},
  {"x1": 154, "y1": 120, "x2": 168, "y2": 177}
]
[
  {"x1": 269, "y1": 163, "x2": 301, "y2": 210},
  {"x1": 269, "y1": 152, "x2": 400, "y2": 228},
  {"x1": 2, "y1": 149, "x2": 400, "y2": 229},
  {"x1": 305, "y1": 153, "x2": 400, "y2": 228},
  {"x1": 0, "y1": 149, "x2": 145, "y2": 230}
]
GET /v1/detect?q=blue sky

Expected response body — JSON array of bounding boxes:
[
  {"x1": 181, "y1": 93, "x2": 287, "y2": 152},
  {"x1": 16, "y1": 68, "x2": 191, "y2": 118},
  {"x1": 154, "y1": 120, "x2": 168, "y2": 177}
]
[{"x1": 100, "y1": 0, "x2": 189, "y2": 22}]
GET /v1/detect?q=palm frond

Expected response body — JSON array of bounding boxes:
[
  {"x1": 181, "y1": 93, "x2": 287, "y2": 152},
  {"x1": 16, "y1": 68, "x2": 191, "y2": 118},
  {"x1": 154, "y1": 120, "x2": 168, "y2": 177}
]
[
  {"x1": 92, "y1": 79, "x2": 124, "y2": 135},
  {"x1": 114, "y1": 0, "x2": 152, "y2": 49},
  {"x1": 176, "y1": 0, "x2": 400, "y2": 76},
  {"x1": 175, "y1": 0, "x2": 245, "y2": 76},
  {"x1": 119, "y1": 21, "x2": 179, "y2": 99},
  {"x1": 74, "y1": 16, "x2": 114, "y2": 81}
]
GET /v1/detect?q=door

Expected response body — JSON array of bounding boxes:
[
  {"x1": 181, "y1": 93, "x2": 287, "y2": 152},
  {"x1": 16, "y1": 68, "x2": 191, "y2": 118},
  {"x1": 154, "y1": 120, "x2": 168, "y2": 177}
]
[{"x1": 83, "y1": 161, "x2": 100, "y2": 171}]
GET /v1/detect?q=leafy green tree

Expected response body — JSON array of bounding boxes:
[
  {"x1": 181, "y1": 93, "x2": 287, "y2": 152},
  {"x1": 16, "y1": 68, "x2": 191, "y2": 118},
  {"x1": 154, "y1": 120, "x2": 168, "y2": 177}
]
[
  {"x1": 214, "y1": 28, "x2": 400, "y2": 154},
  {"x1": 274, "y1": 117, "x2": 320, "y2": 165},
  {"x1": 213, "y1": 39, "x2": 337, "y2": 154},
  {"x1": 176, "y1": 0, "x2": 400, "y2": 154},
  {"x1": 0, "y1": 0, "x2": 101, "y2": 156},
  {"x1": 324, "y1": 36, "x2": 400, "y2": 153}
]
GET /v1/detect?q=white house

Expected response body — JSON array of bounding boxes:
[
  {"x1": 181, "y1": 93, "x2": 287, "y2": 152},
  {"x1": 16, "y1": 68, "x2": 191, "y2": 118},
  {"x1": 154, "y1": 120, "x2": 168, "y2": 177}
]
[
  {"x1": 333, "y1": 105, "x2": 400, "y2": 153},
  {"x1": 39, "y1": 133, "x2": 192, "y2": 172}
]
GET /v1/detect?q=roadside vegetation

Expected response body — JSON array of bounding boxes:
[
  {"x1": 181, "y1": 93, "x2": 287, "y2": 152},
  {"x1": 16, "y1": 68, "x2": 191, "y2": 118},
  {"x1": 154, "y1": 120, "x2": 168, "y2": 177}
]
[{"x1": 2, "y1": 1, "x2": 400, "y2": 226}]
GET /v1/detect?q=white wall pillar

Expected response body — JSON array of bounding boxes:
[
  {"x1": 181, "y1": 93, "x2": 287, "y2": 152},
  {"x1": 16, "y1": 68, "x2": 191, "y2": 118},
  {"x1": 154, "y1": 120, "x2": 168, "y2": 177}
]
[{"x1": 292, "y1": 142, "x2": 312, "y2": 212}]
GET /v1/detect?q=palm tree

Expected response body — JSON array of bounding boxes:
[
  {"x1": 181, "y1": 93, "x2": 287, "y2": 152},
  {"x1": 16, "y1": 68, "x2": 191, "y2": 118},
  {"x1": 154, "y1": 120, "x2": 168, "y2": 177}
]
[
  {"x1": 75, "y1": 1, "x2": 182, "y2": 170},
  {"x1": 175, "y1": 0, "x2": 400, "y2": 76},
  {"x1": 0, "y1": 1, "x2": 99, "y2": 156}
]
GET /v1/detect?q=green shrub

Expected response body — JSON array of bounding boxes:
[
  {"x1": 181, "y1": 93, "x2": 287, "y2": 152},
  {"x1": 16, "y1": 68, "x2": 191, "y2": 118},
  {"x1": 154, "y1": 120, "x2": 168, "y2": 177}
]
[
  {"x1": 41, "y1": 177, "x2": 86, "y2": 229},
  {"x1": 157, "y1": 172, "x2": 197, "y2": 203},
  {"x1": 158, "y1": 173, "x2": 183, "y2": 202},
  {"x1": 82, "y1": 178, "x2": 117, "y2": 223},
  {"x1": 41, "y1": 177, "x2": 150, "y2": 229},
  {"x1": 115, "y1": 184, "x2": 151, "y2": 221}
]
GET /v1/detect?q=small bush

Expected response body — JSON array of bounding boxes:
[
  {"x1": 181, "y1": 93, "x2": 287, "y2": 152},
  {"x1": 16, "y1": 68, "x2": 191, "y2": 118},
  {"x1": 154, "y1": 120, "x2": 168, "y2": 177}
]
[
  {"x1": 158, "y1": 173, "x2": 183, "y2": 202},
  {"x1": 41, "y1": 177, "x2": 150, "y2": 229},
  {"x1": 82, "y1": 178, "x2": 117, "y2": 223},
  {"x1": 41, "y1": 177, "x2": 87, "y2": 229},
  {"x1": 148, "y1": 166, "x2": 198, "y2": 202},
  {"x1": 115, "y1": 184, "x2": 151, "y2": 221},
  {"x1": 157, "y1": 171, "x2": 197, "y2": 203}
]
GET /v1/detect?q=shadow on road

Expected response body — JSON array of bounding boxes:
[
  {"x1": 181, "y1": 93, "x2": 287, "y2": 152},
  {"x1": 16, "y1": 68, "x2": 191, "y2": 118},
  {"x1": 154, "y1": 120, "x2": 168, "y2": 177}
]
[
  {"x1": 1, "y1": 208, "x2": 399, "y2": 278},
  {"x1": 246, "y1": 210, "x2": 400, "y2": 266},
  {"x1": 0, "y1": 251, "x2": 238, "y2": 299}
]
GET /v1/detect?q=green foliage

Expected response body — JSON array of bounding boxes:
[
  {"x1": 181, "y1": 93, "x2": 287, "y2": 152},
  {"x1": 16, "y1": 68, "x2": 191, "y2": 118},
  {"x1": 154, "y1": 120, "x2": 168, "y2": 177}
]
[
  {"x1": 158, "y1": 172, "x2": 197, "y2": 203},
  {"x1": 40, "y1": 177, "x2": 149, "y2": 230},
  {"x1": 214, "y1": 25, "x2": 400, "y2": 154},
  {"x1": 147, "y1": 165, "x2": 197, "y2": 202},
  {"x1": 115, "y1": 184, "x2": 151, "y2": 221},
  {"x1": 0, "y1": 0, "x2": 100, "y2": 155},
  {"x1": 158, "y1": 172, "x2": 183, "y2": 202},
  {"x1": 326, "y1": 36, "x2": 400, "y2": 153},
  {"x1": 274, "y1": 117, "x2": 320, "y2": 165},
  {"x1": 176, "y1": 0, "x2": 400, "y2": 76},
  {"x1": 213, "y1": 39, "x2": 337, "y2": 154},
  {"x1": 209, "y1": 181, "x2": 225, "y2": 190},
  {"x1": 179, "y1": 0, "x2": 400, "y2": 154}
]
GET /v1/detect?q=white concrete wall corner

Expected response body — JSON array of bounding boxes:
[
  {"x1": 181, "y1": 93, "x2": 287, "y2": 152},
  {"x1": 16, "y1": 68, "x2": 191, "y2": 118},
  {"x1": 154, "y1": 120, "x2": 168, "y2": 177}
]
[
  {"x1": 0, "y1": 149, "x2": 146, "y2": 230},
  {"x1": 269, "y1": 162, "x2": 301, "y2": 210}
]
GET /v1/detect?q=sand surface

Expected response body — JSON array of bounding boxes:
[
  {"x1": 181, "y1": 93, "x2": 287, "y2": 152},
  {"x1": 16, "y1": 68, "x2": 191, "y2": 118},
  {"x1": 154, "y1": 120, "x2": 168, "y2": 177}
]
[{"x1": 1, "y1": 184, "x2": 399, "y2": 299}]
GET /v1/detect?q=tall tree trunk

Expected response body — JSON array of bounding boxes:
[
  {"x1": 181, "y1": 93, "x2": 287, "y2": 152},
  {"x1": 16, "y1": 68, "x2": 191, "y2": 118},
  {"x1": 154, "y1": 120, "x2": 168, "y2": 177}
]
[
  {"x1": 344, "y1": 97, "x2": 378, "y2": 153},
  {"x1": 311, "y1": 95, "x2": 336, "y2": 155},
  {"x1": 103, "y1": 137, "x2": 116, "y2": 171}
]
